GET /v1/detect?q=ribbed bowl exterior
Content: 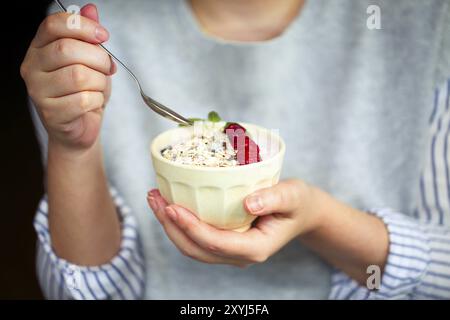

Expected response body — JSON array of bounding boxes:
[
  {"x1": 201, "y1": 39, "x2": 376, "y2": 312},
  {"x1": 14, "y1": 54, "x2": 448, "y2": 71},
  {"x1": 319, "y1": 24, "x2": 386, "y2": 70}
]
[{"x1": 151, "y1": 124, "x2": 285, "y2": 232}]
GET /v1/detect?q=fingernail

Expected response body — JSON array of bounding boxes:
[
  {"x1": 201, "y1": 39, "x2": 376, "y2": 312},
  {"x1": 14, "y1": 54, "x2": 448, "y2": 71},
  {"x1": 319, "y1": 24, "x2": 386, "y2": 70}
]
[
  {"x1": 165, "y1": 207, "x2": 178, "y2": 222},
  {"x1": 150, "y1": 189, "x2": 159, "y2": 196},
  {"x1": 110, "y1": 60, "x2": 117, "y2": 74},
  {"x1": 95, "y1": 26, "x2": 109, "y2": 42},
  {"x1": 246, "y1": 195, "x2": 264, "y2": 213},
  {"x1": 148, "y1": 196, "x2": 156, "y2": 210}
]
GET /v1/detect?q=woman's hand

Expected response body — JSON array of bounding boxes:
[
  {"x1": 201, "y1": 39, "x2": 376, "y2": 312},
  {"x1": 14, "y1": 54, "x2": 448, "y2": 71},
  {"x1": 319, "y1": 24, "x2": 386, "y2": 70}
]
[
  {"x1": 21, "y1": 4, "x2": 122, "y2": 265},
  {"x1": 147, "y1": 180, "x2": 324, "y2": 267},
  {"x1": 20, "y1": 4, "x2": 116, "y2": 152}
]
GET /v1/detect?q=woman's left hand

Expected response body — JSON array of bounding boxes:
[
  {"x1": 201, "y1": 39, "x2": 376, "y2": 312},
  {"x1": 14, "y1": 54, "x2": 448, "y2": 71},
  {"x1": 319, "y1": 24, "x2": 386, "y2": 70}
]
[{"x1": 147, "y1": 179, "x2": 324, "y2": 267}]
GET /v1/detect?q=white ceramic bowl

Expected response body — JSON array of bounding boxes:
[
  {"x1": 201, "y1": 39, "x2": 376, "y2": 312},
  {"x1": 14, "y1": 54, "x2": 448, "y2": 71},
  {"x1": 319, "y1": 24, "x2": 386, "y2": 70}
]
[{"x1": 151, "y1": 123, "x2": 285, "y2": 232}]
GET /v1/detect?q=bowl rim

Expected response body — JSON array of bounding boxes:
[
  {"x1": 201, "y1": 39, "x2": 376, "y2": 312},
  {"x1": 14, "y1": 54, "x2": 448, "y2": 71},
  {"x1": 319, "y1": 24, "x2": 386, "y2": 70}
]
[{"x1": 151, "y1": 123, "x2": 286, "y2": 172}]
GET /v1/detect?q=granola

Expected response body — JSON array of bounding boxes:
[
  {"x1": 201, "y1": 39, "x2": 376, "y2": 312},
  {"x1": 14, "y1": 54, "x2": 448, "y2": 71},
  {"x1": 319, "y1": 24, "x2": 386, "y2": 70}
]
[{"x1": 161, "y1": 127, "x2": 238, "y2": 167}]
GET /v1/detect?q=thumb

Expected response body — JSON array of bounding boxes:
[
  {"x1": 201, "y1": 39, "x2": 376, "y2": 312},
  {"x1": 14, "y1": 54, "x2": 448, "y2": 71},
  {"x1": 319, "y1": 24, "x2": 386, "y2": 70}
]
[
  {"x1": 80, "y1": 3, "x2": 116, "y2": 73},
  {"x1": 80, "y1": 3, "x2": 99, "y2": 22},
  {"x1": 244, "y1": 180, "x2": 302, "y2": 216}
]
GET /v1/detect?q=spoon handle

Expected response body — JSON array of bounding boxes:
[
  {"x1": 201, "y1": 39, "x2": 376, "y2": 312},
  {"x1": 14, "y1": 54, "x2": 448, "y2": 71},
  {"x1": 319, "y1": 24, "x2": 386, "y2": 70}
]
[
  {"x1": 53, "y1": 0, "x2": 141, "y2": 87},
  {"x1": 53, "y1": 0, "x2": 193, "y2": 126}
]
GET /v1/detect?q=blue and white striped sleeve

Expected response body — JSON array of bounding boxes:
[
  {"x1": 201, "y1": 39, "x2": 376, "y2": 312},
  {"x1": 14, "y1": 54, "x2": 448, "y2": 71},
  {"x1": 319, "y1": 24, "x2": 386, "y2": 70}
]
[
  {"x1": 330, "y1": 78, "x2": 450, "y2": 300},
  {"x1": 34, "y1": 188, "x2": 146, "y2": 300},
  {"x1": 329, "y1": 209, "x2": 450, "y2": 300}
]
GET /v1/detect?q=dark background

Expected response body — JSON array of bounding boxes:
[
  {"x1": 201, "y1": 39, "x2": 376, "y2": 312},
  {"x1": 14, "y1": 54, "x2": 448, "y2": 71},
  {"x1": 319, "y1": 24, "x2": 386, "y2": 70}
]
[{"x1": 1, "y1": 1, "x2": 52, "y2": 299}]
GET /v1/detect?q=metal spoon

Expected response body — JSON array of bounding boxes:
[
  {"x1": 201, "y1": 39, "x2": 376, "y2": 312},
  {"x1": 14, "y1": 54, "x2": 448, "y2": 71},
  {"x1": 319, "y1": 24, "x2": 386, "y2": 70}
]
[{"x1": 54, "y1": 0, "x2": 193, "y2": 126}]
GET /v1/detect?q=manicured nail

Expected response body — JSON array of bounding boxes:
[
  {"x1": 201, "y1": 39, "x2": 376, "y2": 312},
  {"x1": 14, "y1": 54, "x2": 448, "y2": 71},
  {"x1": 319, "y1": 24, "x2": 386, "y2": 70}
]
[
  {"x1": 246, "y1": 195, "x2": 264, "y2": 213},
  {"x1": 95, "y1": 26, "x2": 109, "y2": 42},
  {"x1": 148, "y1": 196, "x2": 156, "y2": 210},
  {"x1": 165, "y1": 207, "x2": 178, "y2": 222},
  {"x1": 110, "y1": 60, "x2": 117, "y2": 74}
]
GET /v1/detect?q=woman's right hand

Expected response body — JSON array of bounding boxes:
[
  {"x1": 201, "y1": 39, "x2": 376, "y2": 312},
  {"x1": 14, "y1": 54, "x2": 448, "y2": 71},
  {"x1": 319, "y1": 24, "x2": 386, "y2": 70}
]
[{"x1": 20, "y1": 4, "x2": 116, "y2": 152}]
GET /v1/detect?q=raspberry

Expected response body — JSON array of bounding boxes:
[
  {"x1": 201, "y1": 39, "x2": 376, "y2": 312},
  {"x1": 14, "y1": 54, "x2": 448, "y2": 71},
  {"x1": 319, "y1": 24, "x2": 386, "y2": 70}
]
[{"x1": 224, "y1": 123, "x2": 262, "y2": 165}]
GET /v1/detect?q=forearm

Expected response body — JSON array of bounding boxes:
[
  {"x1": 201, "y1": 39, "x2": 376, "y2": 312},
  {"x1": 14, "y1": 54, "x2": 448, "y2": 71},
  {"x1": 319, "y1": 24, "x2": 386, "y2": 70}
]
[
  {"x1": 299, "y1": 187, "x2": 389, "y2": 285},
  {"x1": 47, "y1": 139, "x2": 121, "y2": 265},
  {"x1": 35, "y1": 191, "x2": 146, "y2": 300}
]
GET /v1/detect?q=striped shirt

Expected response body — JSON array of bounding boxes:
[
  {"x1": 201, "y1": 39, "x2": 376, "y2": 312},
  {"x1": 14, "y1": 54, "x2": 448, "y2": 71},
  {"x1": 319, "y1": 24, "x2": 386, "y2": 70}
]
[
  {"x1": 34, "y1": 79, "x2": 450, "y2": 300},
  {"x1": 35, "y1": 190, "x2": 146, "y2": 300},
  {"x1": 34, "y1": 78, "x2": 450, "y2": 300},
  {"x1": 330, "y1": 78, "x2": 450, "y2": 300}
]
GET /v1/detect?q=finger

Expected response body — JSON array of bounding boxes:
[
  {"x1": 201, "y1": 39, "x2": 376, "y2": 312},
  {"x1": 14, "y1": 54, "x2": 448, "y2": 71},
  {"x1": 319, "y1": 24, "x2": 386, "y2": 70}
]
[
  {"x1": 147, "y1": 193, "x2": 245, "y2": 266},
  {"x1": 81, "y1": 3, "x2": 117, "y2": 76},
  {"x1": 38, "y1": 38, "x2": 115, "y2": 75},
  {"x1": 43, "y1": 64, "x2": 108, "y2": 98},
  {"x1": 78, "y1": 4, "x2": 116, "y2": 75},
  {"x1": 244, "y1": 180, "x2": 302, "y2": 216},
  {"x1": 104, "y1": 76, "x2": 112, "y2": 105},
  {"x1": 32, "y1": 12, "x2": 109, "y2": 48},
  {"x1": 147, "y1": 189, "x2": 167, "y2": 225},
  {"x1": 167, "y1": 205, "x2": 269, "y2": 263},
  {"x1": 80, "y1": 3, "x2": 99, "y2": 22},
  {"x1": 41, "y1": 91, "x2": 105, "y2": 124}
]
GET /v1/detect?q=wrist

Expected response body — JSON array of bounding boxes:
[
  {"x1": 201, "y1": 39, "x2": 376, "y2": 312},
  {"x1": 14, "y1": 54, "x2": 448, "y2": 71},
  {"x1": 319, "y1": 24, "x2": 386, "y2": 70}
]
[
  {"x1": 295, "y1": 183, "x2": 330, "y2": 235},
  {"x1": 48, "y1": 138, "x2": 102, "y2": 163}
]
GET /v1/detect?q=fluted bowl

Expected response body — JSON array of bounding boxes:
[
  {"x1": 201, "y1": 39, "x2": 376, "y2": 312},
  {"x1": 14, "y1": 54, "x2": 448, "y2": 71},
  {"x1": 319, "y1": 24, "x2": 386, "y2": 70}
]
[{"x1": 150, "y1": 123, "x2": 285, "y2": 232}]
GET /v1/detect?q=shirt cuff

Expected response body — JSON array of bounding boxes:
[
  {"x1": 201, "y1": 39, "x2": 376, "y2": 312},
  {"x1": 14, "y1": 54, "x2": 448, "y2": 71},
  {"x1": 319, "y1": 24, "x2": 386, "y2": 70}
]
[
  {"x1": 329, "y1": 208, "x2": 430, "y2": 300},
  {"x1": 34, "y1": 188, "x2": 145, "y2": 300}
]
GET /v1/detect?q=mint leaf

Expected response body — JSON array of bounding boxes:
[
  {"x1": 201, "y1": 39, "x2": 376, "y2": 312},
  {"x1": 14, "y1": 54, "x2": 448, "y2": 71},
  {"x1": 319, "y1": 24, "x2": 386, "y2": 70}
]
[
  {"x1": 177, "y1": 112, "x2": 222, "y2": 127},
  {"x1": 208, "y1": 111, "x2": 222, "y2": 123}
]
